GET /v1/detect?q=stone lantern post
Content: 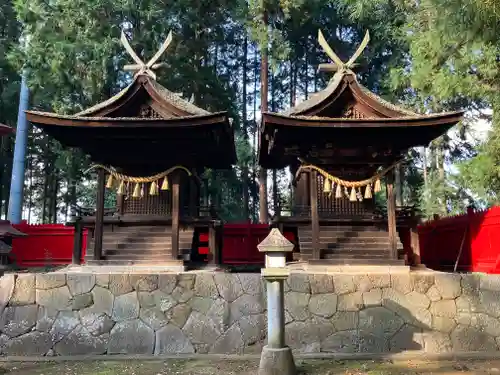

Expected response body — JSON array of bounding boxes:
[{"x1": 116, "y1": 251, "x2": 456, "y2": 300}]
[{"x1": 257, "y1": 228, "x2": 296, "y2": 375}]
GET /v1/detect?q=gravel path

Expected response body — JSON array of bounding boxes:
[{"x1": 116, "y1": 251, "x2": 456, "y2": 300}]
[{"x1": 1, "y1": 358, "x2": 500, "y2": 375}]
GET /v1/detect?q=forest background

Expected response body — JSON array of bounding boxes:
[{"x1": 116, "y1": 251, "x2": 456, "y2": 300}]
[{"x1": 0, "y1": 0, "x2": 499, "y2": 223}]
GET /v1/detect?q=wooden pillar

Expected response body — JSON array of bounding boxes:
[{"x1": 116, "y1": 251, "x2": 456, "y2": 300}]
[
  {"x1": 410, "y1": 227, "x2": 421, "y2": 266},
  {"x1": 202, "y1": 178, "x2": 209, "y2": 215},
  {"x1": 214, "y1": 171, "x2": 221, "y2": 212},
  {"x1": 309, "y1": 170, "x2": 320, "y2": 260},
  {"x1": 171, "y1": 172, "x2": 181, "y2": 260},
  {"x1": 117, "y1": 194, "x2": 125, "y2": 215},
  {"x1": 242, "y1": 167, "x2": 250, "y2": 221},
  {"x1": 72, "y1": 217, "x2": 83, "y2": 265},
  {"x1": 294, "y1": 171, "x2": 308, "y2": 216},
  {"x1": 289, "y1": 164, "x2": 299, "y2": 215},
  {"x1": 386, "y1": 171, "x2": 398, "y2": 260},
  {"x1": 189, "y1": 176, "x2": 197, "y2": 218},
  {"x1": 93, "y1": 168, "x2": 105, "y2": 261},
  {"x1": 395, "y1": 164, "x2": 403, "y2": 207},
  {"x1": 208, "y1": 220, "x2": 222, "y2": 266}
]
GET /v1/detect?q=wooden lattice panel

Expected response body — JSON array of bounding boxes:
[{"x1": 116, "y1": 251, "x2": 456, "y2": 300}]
[
  {"x1": 123, "y1": 183, "x2": 172, "y2": 215},
  {"x1": 316, "y1": 173, "x2": 375, "y2": 218}
]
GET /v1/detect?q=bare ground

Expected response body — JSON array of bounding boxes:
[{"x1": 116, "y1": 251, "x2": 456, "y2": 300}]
[{"x1": 1, "y1": 359, "x2": 500, "y2": 375}]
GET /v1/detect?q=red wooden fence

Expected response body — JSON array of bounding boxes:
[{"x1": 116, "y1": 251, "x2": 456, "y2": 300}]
[
  {"x1": 9, "y1": 222, "x2": 87, "y2": 267},
  {"x1": 220, "y1": 223, "x2": 296, "y2": 265},
  {"x1": 15, "y1": 209, "x2": 500, "y2": 273},
  {"x1": 418, "y1": 206, "x2": 500, "y2": 273},
  {"x1": 7, "y1": 221, "x2": 297, "y2": 268}
]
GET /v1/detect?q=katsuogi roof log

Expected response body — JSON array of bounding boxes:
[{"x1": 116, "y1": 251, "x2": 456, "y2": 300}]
[{"x1": 259, "y1": 29, "x2": 464, "y2": 169}]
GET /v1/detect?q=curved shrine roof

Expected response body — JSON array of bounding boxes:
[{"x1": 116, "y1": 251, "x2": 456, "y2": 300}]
[
  {"x1": 75, "y1": 76, "x2": 211, "y2": 118},
  {"x1": 259, "y1": 30, "x2": 465, "y2": 169},
  {"x1": 26, "y1": 75, "x2": 236, "y2": 172},
  {"x1": 281, "y1": 71, "x2": 420, "y2": 118}
]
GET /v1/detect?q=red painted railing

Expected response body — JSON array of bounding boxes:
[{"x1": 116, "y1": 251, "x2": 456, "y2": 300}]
[
  {"x1": 221, "y1": 223, "x2": 268, "y2": 265},
  {"x1": 8, "y1": 220, "x2": 298, "y2": 267},
  {"x1": 418, "y1": 206, "x2": 500, "y2": 273},
  {"x1": 9, "y1": 222, "x2": 88, "y2": 267},
  {"x1": 221, "y1": 223, "x2": 296, "y2": 265}
]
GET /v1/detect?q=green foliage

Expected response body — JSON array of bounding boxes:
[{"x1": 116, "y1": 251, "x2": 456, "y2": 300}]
[{"x1": 5, "y1": 0, "x2": 500, "y2": 222}]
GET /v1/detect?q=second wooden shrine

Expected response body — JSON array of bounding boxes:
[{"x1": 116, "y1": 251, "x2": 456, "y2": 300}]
[{"x1": 259, "y1": 30, "x2": 464, "y2": 265}]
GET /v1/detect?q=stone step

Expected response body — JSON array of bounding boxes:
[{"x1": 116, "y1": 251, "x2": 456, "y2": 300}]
[
  {"x1": 86, "y1": 259, "x2": 185, "y2": 268},
  {"x1": 317, "y1": 247, "x2": 391, "y2": 253},
  {"x1": 104, "y1": 248, "x2": 190, "y2": 256},
  {"x1": 299, "y1": 231, "x2": 389, "y2": 239},
  {"x1": 323, "y1": 252, "x2": 390, "y2": 259},
  {"x1": 107, "y1": 225, "x2": 189, "y2": 232},
  {"x1": 300, "y1": 250, "x2": 391, "y2": 257},
  {"x1": 102, "y1": 240, "x2": 193, "y2": 248},
  {"x1": 103, "y1": 234, "x2": 193, "y2": 242},
  {"x1": 104, "y1": 254, "x2": 178, "y2": 261},
  {"x1": 300, "y1": 240, "x2": 390, "y2": 247},
  {"x1": 308, "y1": 258, "x2": 405, "y2": 266},
  {"x1": 299, "y1": 225, "x2": 387, "y2": 231}
]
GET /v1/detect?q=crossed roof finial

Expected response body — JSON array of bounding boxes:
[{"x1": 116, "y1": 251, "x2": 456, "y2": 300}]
[
  {"x1": 317, "y1": 29, "x2": 370, "y2": 74},
  {"x1": 121, "y1": 30, "x2": 173, "y2": 80}
]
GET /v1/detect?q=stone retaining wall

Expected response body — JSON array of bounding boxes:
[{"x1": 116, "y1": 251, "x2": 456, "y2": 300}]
[{"x1": 0, "y1": 270, "x2": 499, "y2": 356}]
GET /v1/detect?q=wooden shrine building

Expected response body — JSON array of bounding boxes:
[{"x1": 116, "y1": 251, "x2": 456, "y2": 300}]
[
  {"x1": 259, "y1": 30, "x2": 464, "y2": 265},
  {"x1": 26, "y1": 31, "x2": 236, "y2": 268}
]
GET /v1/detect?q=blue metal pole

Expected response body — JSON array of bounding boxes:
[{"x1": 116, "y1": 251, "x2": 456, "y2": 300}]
[{"x1": 8, "y1": 73, "x2": 30, "y2": 224}]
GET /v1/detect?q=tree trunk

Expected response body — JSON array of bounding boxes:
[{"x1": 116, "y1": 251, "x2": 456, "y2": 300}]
[
  {"x1": 395, "y1": 164, "x2": 403, "y2": 207},
  {"x1": 51, "y1": 175, "x2": 58, "y2": 223},
  {"x1": 68, "y1": 151, "x2": 78, "y2": 217},
  {"x1": 0, "y1": 137, "x2": 4, "y2": 215},
  {"x1": 437, "y1": 144, "x2": 446, "y2": 214},
  {"x1": 258, "y1": 6, "x2": 269, "y2": 224},
  {"x1": 41, "y1": 137, "x2": 50, "y2": 223},
  {"x1": 3, "y1": 136, "x2": 13, "y2": 219},
  {"x1": 422, "y1": 147, "x2": 428, "y2": 188},
  {"x1": 252, "y1": 46, "x2": 259, "y2": 221},
  {"x1": 242, "y1": 36, "x2": 250, "y2": 221},
  {"x1": 270, "y1": 70, "x2": 279, "y2": 216},
  {"x1": 27, "y1": 153, "x2": 33, "y2": 224},
  {"x1": 304, "y1": 50, "x2": 309, "y2": 100}
]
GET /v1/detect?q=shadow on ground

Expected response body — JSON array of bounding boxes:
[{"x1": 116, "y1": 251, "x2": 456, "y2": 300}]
[{"x1": 1, "y1": 358, "x2": 500, "y2": 375}]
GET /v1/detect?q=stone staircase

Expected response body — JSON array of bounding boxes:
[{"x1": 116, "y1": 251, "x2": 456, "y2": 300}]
[
  {"x1": 297, "y1": 224, "x2": 403, "y2": 264},
  {"x1": 87, "y1": 225, "x2": 194, "y2": 264}
]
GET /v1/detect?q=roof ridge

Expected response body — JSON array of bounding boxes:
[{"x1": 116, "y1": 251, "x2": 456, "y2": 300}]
[
  {"x1": 356, "y1": 82, "x2": 420, "y2": 117},
  {"x1": 281, "y1": 71, "x2": 346, "y2": 116},
  {"x1": 76, "y1": 79, "x2": 136, "y2": 116},
  {"x1": 148, "y1": 79, "x2": 210, "y2": 116},
  {"x1": 73, "y1": 75, "x2": 211, "y2": 118},
  {"x1": 279, "y1": 70, "x2": 423, "y2": 119}
]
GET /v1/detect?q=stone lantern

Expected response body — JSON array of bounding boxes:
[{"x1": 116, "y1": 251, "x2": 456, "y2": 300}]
[
  {"x1": 0, "y1": 220, "x2": 26, "y2": 273},
  {"x1": 257, "y1": 228, "x2": 296, "y2": 375}
]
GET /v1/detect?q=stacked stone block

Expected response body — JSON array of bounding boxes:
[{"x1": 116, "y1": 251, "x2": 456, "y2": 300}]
[{"x1": 0, "y1": 271, "x2": 498, "y2": 356}]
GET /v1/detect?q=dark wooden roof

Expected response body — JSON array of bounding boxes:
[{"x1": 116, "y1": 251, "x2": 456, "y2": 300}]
[
  {"x1": 0, "y1": 220, "x2": 27, "y2": 237},
  {"x1": 259, "y1": 72, "x2": 464, "y2": 169},
  {"x1": 26, "y1": 75, "x2": 236, "y2": 174},
  {"x1": 0, "y1": 123, "x2": 13, "y2": 137}
]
